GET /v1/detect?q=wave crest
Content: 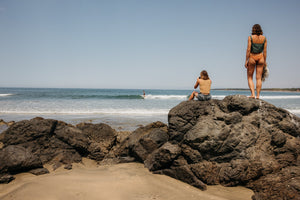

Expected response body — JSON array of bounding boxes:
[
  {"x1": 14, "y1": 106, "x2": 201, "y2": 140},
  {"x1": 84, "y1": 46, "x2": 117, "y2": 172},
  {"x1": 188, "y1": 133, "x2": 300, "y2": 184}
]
[
  {"x1": 144, "y1": 95, "x2": 188, "y2": 100},
  {"x1": 0, "y1": 94, "x2": 13, "y2": 97}
]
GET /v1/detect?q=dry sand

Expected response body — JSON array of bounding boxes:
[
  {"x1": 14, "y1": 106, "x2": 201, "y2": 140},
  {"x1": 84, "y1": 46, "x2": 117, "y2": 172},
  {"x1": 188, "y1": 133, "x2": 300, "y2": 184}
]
[{"x1": 0, "y1": 158, "x2": 254, "y2": 200}]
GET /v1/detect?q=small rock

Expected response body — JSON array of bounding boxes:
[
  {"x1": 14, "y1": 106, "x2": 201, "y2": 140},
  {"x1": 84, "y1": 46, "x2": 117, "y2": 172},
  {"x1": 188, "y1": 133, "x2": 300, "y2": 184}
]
[{"x1": 30, "y1": 168, "x2": 50, "y2": 175}]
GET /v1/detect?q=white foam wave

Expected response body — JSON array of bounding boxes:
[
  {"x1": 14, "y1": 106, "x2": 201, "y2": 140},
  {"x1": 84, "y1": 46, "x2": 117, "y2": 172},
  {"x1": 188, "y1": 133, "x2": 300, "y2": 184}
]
[
  {"x1": 212, "y1": 95, "x2": 226, "y2": 99},
  {"x1": 0, "y1": 94, "x2": 13, "y2": 97},
  {"x1": 212, "y1": 95, "x2": 300, "y2": 100},
  {"x1": 287, "y1": 109, "x2": 300, "y2": 115},
  {"x1": 260, "y1": 95, "x2": 300, "y2": 99},
  {"x1": 144, "y1": 95, "x2": 188, "y2": 100},
  {"x1": 0, "y1": 108, "x2": 169, "y2": 115}
]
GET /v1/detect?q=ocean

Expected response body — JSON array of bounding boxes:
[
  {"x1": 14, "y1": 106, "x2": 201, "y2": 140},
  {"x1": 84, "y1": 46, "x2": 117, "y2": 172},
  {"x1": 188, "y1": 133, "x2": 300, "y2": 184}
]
[{"x1": 1, "y1": 88, "x2": 300, "y2": 131}]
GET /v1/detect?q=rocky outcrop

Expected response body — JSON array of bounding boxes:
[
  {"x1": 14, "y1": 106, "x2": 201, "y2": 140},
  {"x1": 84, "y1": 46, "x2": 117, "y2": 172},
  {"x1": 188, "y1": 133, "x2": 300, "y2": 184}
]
[
  {"x1": 0, "y1": 95, "x2": 299, "y2": 200},
  {"x1": 110, "y1": 121, "x2": 168, "y2": 163},
  {"x1": 141, "y1": 95, "x2": 300, "y2": 200},
  {"x1": 0, "y1": 145, "x2": 42, "y2": 173},
  {"x1": 0, "y1": 118, "x2": 83, "y2": 171},
  {"x1": 0, "y1": 117, "x2": 118, "y2": 178},
  {"x1": 76, "y1": 123, "x2": 117, "y2": 161}
]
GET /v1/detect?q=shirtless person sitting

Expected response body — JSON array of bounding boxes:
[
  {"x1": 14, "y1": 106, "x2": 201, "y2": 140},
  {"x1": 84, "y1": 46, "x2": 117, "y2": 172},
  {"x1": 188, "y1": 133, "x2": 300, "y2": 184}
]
[{"x1": 188, "y1": 70, "x2": 212, "y2": 101}]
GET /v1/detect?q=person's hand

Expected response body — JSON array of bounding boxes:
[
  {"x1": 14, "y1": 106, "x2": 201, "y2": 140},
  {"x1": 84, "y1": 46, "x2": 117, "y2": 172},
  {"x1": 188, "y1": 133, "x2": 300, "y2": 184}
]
[{"x1": 245, "y1": 61, "x2": 248, "y2": 69}]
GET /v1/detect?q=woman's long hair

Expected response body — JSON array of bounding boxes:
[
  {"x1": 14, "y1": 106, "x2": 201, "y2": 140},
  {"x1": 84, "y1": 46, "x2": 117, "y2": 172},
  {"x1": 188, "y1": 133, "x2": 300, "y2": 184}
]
[
  {"x1": 200, "y1": 70, "x2": 209, "y2": 80},
  {"x1": 252, "y1": 24, "x2": 263, "y2": 36}
]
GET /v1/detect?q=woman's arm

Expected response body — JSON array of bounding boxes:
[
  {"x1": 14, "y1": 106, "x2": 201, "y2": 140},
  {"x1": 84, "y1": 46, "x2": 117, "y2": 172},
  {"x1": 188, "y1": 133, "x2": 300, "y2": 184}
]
[
  {"x1": 194, "y1": 78, "x2": 199, "y2": 89},
  {"x1": 263, "y1": 38, "x2": 267, "y2": 64},
  {"x1": 245, "y1": 36, "x2": 251, "y2": 68}
]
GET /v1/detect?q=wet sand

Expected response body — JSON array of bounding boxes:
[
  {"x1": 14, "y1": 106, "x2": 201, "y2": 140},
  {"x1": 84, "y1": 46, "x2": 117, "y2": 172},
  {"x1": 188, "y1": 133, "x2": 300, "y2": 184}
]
[{"x1": 0, "y1": 158, "x2": 254, "y2": 200}]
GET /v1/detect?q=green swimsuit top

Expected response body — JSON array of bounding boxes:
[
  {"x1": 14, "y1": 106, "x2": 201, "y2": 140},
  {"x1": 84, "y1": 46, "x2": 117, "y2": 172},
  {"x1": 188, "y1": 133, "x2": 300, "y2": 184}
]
[{"x1": 250, "y1": 35, "x2": 266, "y2": 54}]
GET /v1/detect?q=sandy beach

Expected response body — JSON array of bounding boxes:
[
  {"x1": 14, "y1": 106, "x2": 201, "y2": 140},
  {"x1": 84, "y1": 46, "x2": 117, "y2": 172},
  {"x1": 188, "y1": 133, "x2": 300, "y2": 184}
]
[{"x1": 0, "y1": 158, "x2": 253, "y2": 200}]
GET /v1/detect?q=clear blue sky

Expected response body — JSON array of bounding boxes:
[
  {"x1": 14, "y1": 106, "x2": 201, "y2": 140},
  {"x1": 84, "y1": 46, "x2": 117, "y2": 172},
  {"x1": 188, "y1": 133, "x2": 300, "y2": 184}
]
[{"x1": 0, "y1": 0, "x2": 299, "y2": 89}]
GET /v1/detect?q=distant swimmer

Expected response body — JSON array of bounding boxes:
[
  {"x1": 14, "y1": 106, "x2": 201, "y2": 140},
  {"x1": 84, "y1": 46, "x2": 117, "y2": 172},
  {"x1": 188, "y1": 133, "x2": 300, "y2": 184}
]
[{"x1": 143, "y1": 90, "x2": 146, "y2": 99}]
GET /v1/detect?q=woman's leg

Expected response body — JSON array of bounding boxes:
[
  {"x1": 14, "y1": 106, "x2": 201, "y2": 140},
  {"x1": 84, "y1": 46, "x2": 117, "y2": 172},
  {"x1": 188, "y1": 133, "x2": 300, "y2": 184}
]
[
  {"x1": 189, "y1": 91, "x2": 198, "y2": 100},
  {"x1": 247, "y1": 58, "x2": 256, "y2": 98},
  {"x1": 255, "y1": 58, "x2": 265, "y2": 99}
]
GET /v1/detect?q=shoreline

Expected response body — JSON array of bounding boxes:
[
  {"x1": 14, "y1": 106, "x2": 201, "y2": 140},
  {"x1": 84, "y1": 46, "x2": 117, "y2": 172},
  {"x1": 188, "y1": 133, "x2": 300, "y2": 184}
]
[
  {"x1": 0, "y1": 158, "x2": 254, "y2": 200},
  {"x1": 213, "y1": 88, "x2": 300, "y2": 92},
  {"x1": 0, "y1": 114, "x2": 168, "y2": 132},
  {"x1": 1, "y1": 96, "x2": 299, "y2": 199}
]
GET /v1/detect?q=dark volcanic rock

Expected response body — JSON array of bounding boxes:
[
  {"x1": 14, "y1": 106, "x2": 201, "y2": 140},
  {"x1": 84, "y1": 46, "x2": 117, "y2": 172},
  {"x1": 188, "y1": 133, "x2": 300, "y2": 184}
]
[
  {"x1": 147, "y1": 95, "x2": 300, "y2": 199},
  {"x1": 0, "y1": 174, "x2": 15, "y2": 184},
  {"x1": 0, "y1": 117, "x2": 57, "y2": 145},
  {"x1": 112, "y1": 121, "x2": 168, "y2": 162},
  {"x1": 0, "y1": 118, "x2": 84, "y2": 169},
  {"x1": 0, "y1": 119, "x2": 14, "y2": 134},
  {"x1": 0, "y1": 117, "x2": 118, "y2": 180},
  {"x1": 0, "y1": 145, "x2": 42, "y2": 174},
  {"x1": 76, "y1": 123, "x2": 117, "y2": 161},
  {"x1": 29, "y1": 167, "x2": 50, "y2": 175},
  {"x1": 223, "y1": 95, "x2": 260, "y2": 115},
  {"x1": 55, "y1": 121, "x2": 90, "y2": 156},
  {"x1": 1, "y1": 95, "x2": 299, "y2": 200},
  {"x1": 144, "y1": 142, "x2": 181, "y2": 171}
]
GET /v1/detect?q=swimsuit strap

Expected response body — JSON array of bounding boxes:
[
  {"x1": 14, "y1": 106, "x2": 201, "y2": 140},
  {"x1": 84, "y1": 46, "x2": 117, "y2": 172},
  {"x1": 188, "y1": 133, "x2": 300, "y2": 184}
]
[{"x1": 251, "y1": 35, "x2": 266, "y2": 44}]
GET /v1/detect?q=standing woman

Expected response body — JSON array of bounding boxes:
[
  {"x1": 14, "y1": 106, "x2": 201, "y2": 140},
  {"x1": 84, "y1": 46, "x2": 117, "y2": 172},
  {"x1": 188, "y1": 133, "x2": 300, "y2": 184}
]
[{"x1": 245, "y1": 24, "x2": 267, "y2": 99}]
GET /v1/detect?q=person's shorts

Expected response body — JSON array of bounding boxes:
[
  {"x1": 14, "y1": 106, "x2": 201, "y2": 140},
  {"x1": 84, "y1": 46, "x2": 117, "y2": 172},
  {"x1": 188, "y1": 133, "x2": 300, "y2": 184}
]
[{"x1": 197, "y1": 93, "x2": 211, "y2": 101}]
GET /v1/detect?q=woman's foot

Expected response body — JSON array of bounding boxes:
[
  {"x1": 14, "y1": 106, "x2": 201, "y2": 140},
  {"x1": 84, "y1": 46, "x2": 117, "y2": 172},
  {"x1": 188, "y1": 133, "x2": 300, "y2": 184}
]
[{"x1": 248, "y1": 96, "x2": 255, "y2": 99}]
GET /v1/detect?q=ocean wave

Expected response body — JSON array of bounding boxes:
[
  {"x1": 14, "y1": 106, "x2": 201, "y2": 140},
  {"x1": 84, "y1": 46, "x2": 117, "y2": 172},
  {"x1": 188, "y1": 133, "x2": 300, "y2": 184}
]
[
  {"x1": 2, "y1": 108, "x2": 299, "y2": 116},
  {"x1": 144, "y1": 95, "x2": 188, "y2": 100},
  {"x1": 0, "y1": 108, "x2": 169, "y2": 115},
  {"x1": 287, "y1": 109, "x2": 300, "y2": 114},
  {"x1": 260, "y1": 95, "x2": 300, "y2": 99},
  {"x1": 211, "y1": 95, "x2": 300, "y2": 100},
  {"x1": 212, "y1": 95, "x2": 226, "y2": 99},
  {"x1": 0, "y1": 94, "x2": 13, "y2": 97},
  {"x1": 60, "y1": 94, "x2": 144, "y2": 100}
]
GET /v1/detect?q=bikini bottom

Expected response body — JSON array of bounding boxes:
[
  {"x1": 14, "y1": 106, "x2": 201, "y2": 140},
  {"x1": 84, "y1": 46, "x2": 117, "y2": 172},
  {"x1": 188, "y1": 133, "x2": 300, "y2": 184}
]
[{"x1": 250, "y1": 53, "x2": 264, "y2": 63}]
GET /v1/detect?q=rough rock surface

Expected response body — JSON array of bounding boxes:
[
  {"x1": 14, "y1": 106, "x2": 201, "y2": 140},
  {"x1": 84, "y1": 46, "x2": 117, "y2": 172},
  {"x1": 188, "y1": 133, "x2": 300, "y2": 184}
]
[
  {"x1": 0, "y1": 120, "x2": 12, "y2": 134},
  {"x1": 110, "y1": 121, "x2": 168, "y2": 162},
  {"x1": 76, "y1": 123, "x2": 117, "y2": 161},
  {"x1": 0, "y1": 117, "x2": 118, "y2": 180},
  {"x1": 0, "y1": 145, "x2": 42, "y2": 173},
  {"x1": 142, "y1": 95, "x2": 300, "y2": 200},
  {"x1": 0, "y1": 95, "x2": 299, "y2": 200}
]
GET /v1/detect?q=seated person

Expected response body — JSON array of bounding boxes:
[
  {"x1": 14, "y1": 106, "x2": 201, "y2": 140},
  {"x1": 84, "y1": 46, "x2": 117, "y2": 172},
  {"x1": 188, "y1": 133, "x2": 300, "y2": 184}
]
[{"x1": 189, "y1": 70, "x2": 212, "y2": 101}]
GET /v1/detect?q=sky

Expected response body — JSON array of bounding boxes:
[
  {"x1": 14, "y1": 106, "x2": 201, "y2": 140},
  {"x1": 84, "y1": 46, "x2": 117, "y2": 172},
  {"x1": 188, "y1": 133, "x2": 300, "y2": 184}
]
[{"x1": 0, "y1": 0, "x2": 300, "y2": 90}]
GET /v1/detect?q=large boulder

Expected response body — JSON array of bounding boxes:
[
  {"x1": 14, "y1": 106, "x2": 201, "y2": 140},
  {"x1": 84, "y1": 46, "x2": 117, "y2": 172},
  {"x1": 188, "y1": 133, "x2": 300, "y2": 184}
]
[
  {"x1": 76, "y1": 123, "x2": 117, "y2": 161},
  {"x1": 0, "y1": 145, "x2": 43, "y2": 180},
  {"x1": 111, "y1": 121, "x2": 168, "y2": 162},
  {"x1": 145, "y1": 95, "x2": 300, "y2": 200},
  {"x1": 0, "y1": 118, "x2": 118, "y2": 176},
  {"x1": 0, "y1": 118, "x2": 84, "y2": 170},
  {"x1": 55, "y1": 121, "x2": 90, "y2": 156},
  {"x1": 0, "y1": 117, "x2": 57, "y2": 145}
]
